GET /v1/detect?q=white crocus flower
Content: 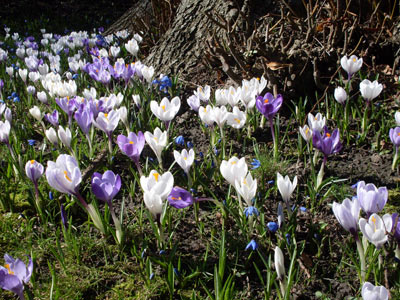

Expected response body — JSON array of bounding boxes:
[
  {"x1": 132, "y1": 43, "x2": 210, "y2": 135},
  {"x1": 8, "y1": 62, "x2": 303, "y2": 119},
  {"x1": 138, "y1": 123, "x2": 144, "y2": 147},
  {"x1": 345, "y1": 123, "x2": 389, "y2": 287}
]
[
  {"x1": 277, "y1": 172, "x2": 297, "y2": 207},
  {"x1": 361, "y1": 282, "x2": 389, "y2": 300},
  {"x1": 359, "y1": 79, "x2": 383, "y2": 102},
  {"x1": 220, "y1": 156, "x2": 248, "y2": 186},
  {"x1": 299, "y1": 125, "x2": 312, "y2": 142},
  {"x1": 395, "y1": 112, "x2": 400, "y2": 126},
  {"x1": 274, "y1": 246, "x2": 285, "y2": 281},
  {"x1": 142, "y1": 65, "x2": 154, "y2": 83},
  {"x1": 199, "y1": 105, "x2": 215, "y2": 127},
  {"x1": 212, "y1": 106, "x2": 228, "y2": 128},
  {"x1": 341, "y1": 55, "x2": 363, "y2": 78},
  {"x1": 28, "y1": 71, "x2": 40, "y2": 83},
  {"x1": 174, "y1": 149, "x2": 195, "y2": 175},
  {"x1": 334, "y1": 87, "x2": 347, "y2": 104},
  {"x1": 144, "y1": 191, "x2": 163, "y2": 219},
  {"x1": 110, "y1": 45, "x2": 120, "y2": 57},
  {"x1": 6, "y1": 66, "x2": 14, "y2": 77},
  {"x1": 37, "y1": 91, "x2": 48, "y2": 104},
  {"x1": 82, "y1": 87, "x2": 97, "y2": 100},
  {"x1": 227, "y1": 106, "x2": 246, "y2": 129},
  {"x1": 118, "y1": 106, "x2": 128, "y2": 128},
  {"x1": 234, "y1": 172, "x2": 257, "y2": 207},
  {"x1": 58, "y1": 126, "x2": 72, "y2": 148},
  {"x1": 46, "y1": 128, "x2": 58, "y2": 146},
  {"x1": 4, "y1": 108, "x2": 12, "y2": 123},
  {"x1": 215, "y1": 88, "x2": 228, "y2": 106},
  {"x1": 29, "y1": 106, "x2": 42, "y2": 122},
  {"x1": 125, "y1": 39, "x2": 139, "y2": 56},
  {"x1": 0, "y1": 120, "x2": 11, "y2": 144},
  {"x1": 140, "y1": 170, "x2": 174, "y2": 200},
  {"x1": 93, "y1": 110, "x2": 120, "y2": 136},
  {"x1": 194, "y1": 85, "x2": 210, "y2": 103},
  {"x1": 144, "y1": 127, "x2": 168, "y2": 164},
  {"x1": 238, "y1": 83, "x2": 257, "y2": 109},
  {"x1": 226, "y1": 86, "x2": 240, "y2": 107},
  {"x1": 0, "y1": 103, "x2": 5, "y2": 116},
  {"x1": 18, "y1": 68, "x2": 28, "y2": 83},
  {"x1": 307, "y1": 112, "x2": 326, "y2": 132},
  {"x1": 359, "y1": 213, "x2": 392, "y2": 249},
  {"x1": 132, "y1": 94, "x2": 141, "y2": 107},
  {"x1": 150, "y1": 96, "x2": 181, "y2": 122}
]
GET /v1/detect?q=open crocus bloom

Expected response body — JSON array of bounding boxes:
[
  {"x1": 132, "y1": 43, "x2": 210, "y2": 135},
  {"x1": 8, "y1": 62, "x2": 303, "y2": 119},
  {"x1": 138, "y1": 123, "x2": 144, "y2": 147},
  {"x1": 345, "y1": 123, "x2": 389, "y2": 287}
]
[
  {"x1": 45, "y1": 154, "x2": 81, "y2": 196},
  {"x1": 144, "y1": 127, "x2": 167, "y2": 163},
  {"x1": 226, "y1": 106, "x2": 246, "y2": 129},
  {"x1": 0, "y1": 254, "x2": 33, "y2": 300},
  {"x1": 173, "y1": 149, "x2": 195, "y2": 175},
  {"x1": 389, "y1": 127, "x2": 400, "y2": 148},
  {"x1": 255, "y1": 92, "x2": 283, "y2": 120},
  {"x1": 235, "y1": 172, "x2": 257, "y2": 207},
  {"x1": 299, "y1": 125, "x2": 312, "y2": 142},
  {"x1": 359, "y1": 213, "x2": 392, "y2": 249},
  {"x1": 198, "y1": 105, "x2": 215, "y2": 127},
  {"x1": 307, "y1": 113, "x2": 326, "y2": 132},
  {"x1": 167, "y1": 187, "x2": 194, "y2": 209},
  {"x1": 91, "y1": 170, "x2": 121, "y2": 206},
  {"x1": 220, "y1": 156, "x2": 248, "y2": 186},
  {"x1": 361, "y1": 282, "x2": 389, "y2": 300},
  {"x1": 140, "y1": 170, "x2": 174, "y2": 200},
  {"x1": 312, "y1": 127, "x2": 342, "y2": 158},
  {"x1": 144, "y1": 190, "x2": 163, "y2": 219},
  {"x1": 150, "y1": 96, "x2": 181, "y2": 122},
  {"x1": 359, "y1": 79, "x2": 383, "y2": 102},
  {"x1": 25, "y1": 160, "x2": 44, "y2": 184},
  {"x1": 340, "y1": 55, "x2": 363, "y2": 78},
  {"x1": 93, "y1": 109, "x2": 120, "y2": 136},
  {"x1": 117, "y1": 131, "x2": 145, "y2": 164}
]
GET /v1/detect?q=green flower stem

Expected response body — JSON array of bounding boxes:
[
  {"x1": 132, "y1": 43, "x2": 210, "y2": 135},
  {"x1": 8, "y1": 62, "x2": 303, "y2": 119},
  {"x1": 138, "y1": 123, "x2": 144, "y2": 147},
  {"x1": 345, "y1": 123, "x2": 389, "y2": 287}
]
[
  {"x1": 392, "y1": 146, "x2": 398, "y2": 171},
  {"x1": 356, "y1": 237, "x2": 366, "y2": 284}
]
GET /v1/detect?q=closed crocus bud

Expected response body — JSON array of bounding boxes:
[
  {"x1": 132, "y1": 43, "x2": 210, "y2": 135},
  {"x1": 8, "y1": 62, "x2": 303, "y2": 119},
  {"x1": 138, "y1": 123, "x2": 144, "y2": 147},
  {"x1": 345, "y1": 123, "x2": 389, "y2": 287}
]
[
  {"x1": 93, "y1": 110, "x2": 120, "y2": 137},
  {"x1": 25, "y1": 159, "x2": 44, "y2": 184},
  {"x1": 332, "y1": 198, "x2": 360, "y2": 236},
  {"x1": 359, "y1": 79, "x2": 383, "y2": 102},
  {"x1": 37, "y1": 91, "x2": 48, "y2": 104},
  {"x1": 144, "y1": 127, "x2": 168, "y2": 163},
  {"x1": 357, "y1": 181, "x2": 387, "y2": 216},
  {"x1": 341, "y1": 55, "x2": 363, "y2": 79},
  {"x1": 142, "y1": 65, "x2": 154, "y2": 83},
  {"x1": 46, "y1": 127, "x2": 58, "y2": 146},
  {"x1": 274, "y1": 246, "x2": 285, "y2": 281},
  {"x1": 58, "y1": 126, "x2": 72, "y2": 148},
  {"x1": 299, "y1": 125, "x2": 312, "y2": 142},
  {"x1": 4, "y1": 107, "x2": 12, "y2": 123},
  {"x1": 118, "y1": 106, "x2": 128, "y2": 126},
  {"x1": 361, "y1": 282, "x2": 389, "y2": 300},
  {"x1": 125, "y1": 39, "x2": 139, "y2": 56},
  {"x1": 28, "y1": 71, "x2": 40, "y2": 82},
  {"x1": 212, "y1": 106, "x2": 228, "y2": 128},
  {"x1": 173, "y1": 149, "x2": 195, "y2": 175},
  {"x1": 6, "y1": 66, "x2": 13, "y2": 77},
  {"x1": 334, "y1": 87, "x2": 347, "y2": 104},
  {"x1": 277, "y1": 172, "x2": 297, "y2": 204},
  {"x1": 395, "y1": 112, "x2": 400, "y2": 126},
  {"x1": 110, "y1": 45, "x2": 120, "y2": 57},
  {"x1": 18, "y1": 68, "x2": 28, "y2": 83},
  {"x1": 220, "y1": 156, "x2": 248, "y2": 186},
  {"x1": 132, "y1": 94, "x2": 141, "y2": 107},
  {"x1": 29, "y1": 106, "x2": 42, "y2": 121},
  {"x1": 234, "y1": 172, "x2": 257, "y2": 207},
  {"x1": 91, "y1": 170, "x2": 121, "y2": 206},
  {"x1": 0, "y1": 120, "x2": 11, "y2": 144},
  {"x1": 389, "y1": 127, "x2": 400, "y2": 148},
  {"x1": 27, "y1": 85, "x2": 36, "y2": 95},
  {"x1": 117, "y1": 131, "x2": 145, "y2": 164}
]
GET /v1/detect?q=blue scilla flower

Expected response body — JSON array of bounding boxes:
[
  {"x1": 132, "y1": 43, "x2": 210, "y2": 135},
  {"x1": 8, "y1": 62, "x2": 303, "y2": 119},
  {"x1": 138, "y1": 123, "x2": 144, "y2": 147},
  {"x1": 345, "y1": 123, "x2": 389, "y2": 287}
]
[
  {"x1": 244, "y1": 206, "x2": 259, "y2": 218},
  {"x1": 187, "y1": 141, "x2": 194, "y2": 149},
  {"x1": 149, "y1": 273, "x2": 155, "y2": 280},
  {"x1": 13, "y1": 97, "x2": 20, "y2": 102},
  {"x1": 250, "y1": 158, "x2": 261, "y2": 169},
  {"x1": 245, "y1": 239, "x2": 258, "y2": 251},
  {"x1": 11, "y1": 92, "x2": 18, "y2": 97},
  {"x1": 299, "y1": 206, "x2": 307, "y2": 212},
  {"x1": 49, "y1": 191, "x2": 54, "y2": 200},
  {"x1": 27, "y1": 139, "x2": 36, "y2": 146},
  {"x1": 72, "y1": 74, "x2": 79, "y2": 79},
  {"x1": 159, "y1": 75, "x2": 172, "y2": 93},
  {"x1": 285, "y1": 233, "x2": 291, "y2": 245},
  {"x1": 351, "y1": 181, "x2": 359, "y2": 189},
  {"x1": 267, "y1": 180, "x2": 274, "y2": 185},
  {"x1": 267, "y1": 221, "x2": 279, "y2": 233},
  {"x1": 175, "y1": 135, "x2": 185, "y2": 146}
]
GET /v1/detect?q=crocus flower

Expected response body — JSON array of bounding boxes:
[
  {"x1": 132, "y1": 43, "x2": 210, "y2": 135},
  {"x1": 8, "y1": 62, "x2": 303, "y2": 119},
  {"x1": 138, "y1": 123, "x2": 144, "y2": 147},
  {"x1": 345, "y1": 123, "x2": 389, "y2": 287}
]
[
  {"x1": 332, "y1": 198, "x2": 360, "y2": 236},
  {"x1": 25, "y1": 160, "x2": 44, "y2": 185},
  {"x1": 359, "y1": 213, "x2": 392, "y2": 249},
  {"x1": 277, "y1": 172, "x2": 297, "y2": 205},
  {"x1": 167, "y1": 187, "x2": 194, "y2": 208},
  {"x1": 46, "y1": 154, "x2": 81, "y2": 196},
  {"x1": 361, "y1": 282, "x2": 389, "y2": 300},
  {"x1": 60, "y1": 204, "x2": 68, "y2": 229},
  {"x1": 187, "y1": 95, "x2": 200, "y2": 112},
  {"x1": 235, "y1": 172, "x2": 257, "y2": 207},
  {"x1": 212, "y1": 106, "x2": 228, "y2": 128},
  {"x1": 334, "y1": 87, "x2": 347, "y2": 104},
  {"x1": 357, "y1": 181, "x2": 387, "y2": 216},
  {"x1": 395, "y1": 112, "x2": 400, "y2": 126},
  {"x1": 144, "y1": 191, "x2": 163, "y2": 220},
  {"x1": 340, "y1": 55, "x2": 363, "y2": 79},
  {"x1": 299, "y1": 125, "x2": 312, "y2": 142},
  {"x1": 58, "y1": 126, "x2": 72, "y2": 148},
  {"x1": 44, "y1": 110, "x2": 59, "y2": 128},
  {"x1": 389, "y1": 127, "x2": 400, "y2": 148},
  {"x1": 125, "y1": 39, "x2": 139, "y2": 56},
  {"x1": 93, "y1": 110, "x2": 120, "y2": 137},
  {"x1": 359, "y1": 79, "x2": 383, "y2": 102},
  {"x1": 220, "y1": 156, "x2": 248, "y2": 186},
  {"x1": 74, "y1": 105, "x2": 93, "y2": 135},
  {"x1": 37, "y1": 91, "x2": 48, "y2": 104},
  {"x1": 173, "y1": 149, "x2": 195, "y2": 175},
  {"x1": 91, "y1": 170, "x2": 121, "y2": 206},
  {"x1": 0, "y1": 120, "x2": 11, "y2": 144},
  {"x1": 274, "y1": 246, "x2": 285, "y2": 281},
  {"x1": 29, "y1": 106, "x2": 42, "y2": 121},
  {"x1": 45, "y1": 127, "x2": 58, "y2": 146},
  {"x1": 198, "y1": 105, "x2": 215, "y2": 127},
  {"x1": 0, "y1": 254, "x2": 33, "y2": 300},
  {"x1": 255, "y1": 92, "x2": 283, "y2": 120},
  {"x1": 150, "y1": 96, "x2": 180, "y2": 128},
  {"x1": 307, "y1": 113, "x2": 326, "y2": 132},
  {"x1": 194, "y1": 85, "x2": 211, "y2": 103},
  {"x1": 144, "y1": 127, "x2": 167, "y2": 164},
  {"x1": 392, "y1": 213, "x2": 400, "y2": 243},
  {"x1": 312, "y1": 127, "x2": 342, "y2": 160},
  {"x1": 140, "y1": 170, "x2": 174, "y2": 200},
  {"x1": 117, "y1": 131, "x2": 145, "y2": 166},
  {"x1": 226, "y1": 106, "x2": 246, "y2": 129}
]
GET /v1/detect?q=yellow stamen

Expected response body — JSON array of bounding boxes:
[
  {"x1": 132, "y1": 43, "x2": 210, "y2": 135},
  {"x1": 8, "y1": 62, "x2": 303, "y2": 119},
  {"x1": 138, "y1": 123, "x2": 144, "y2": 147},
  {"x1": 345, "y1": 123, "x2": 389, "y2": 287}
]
[
  {"x1": 184, "y1": 157, "x2": 187, "y2": 160},
  {"x1": 371, "y1": 216, "x2": 377, "y2": 231},
  {"x1": 129, "y1": 141, "x2": 134, "y2": 144},
  {"x1": 30, "y1": 160, "x2": 35, "y2": 164},
  {"x1": 256, "y1": 77, "x2": 260, "y2": 81},
  {"x1": 264, "y1": 99, "x2": 269, "y2": 104},
  {"x1": 104, "y1": 113, "x2": 108, "y2": 121},
  {"x1": 243, "y1": 179, "x2": 247, "y2": 185},
  {"x1": 64, "y1": 171, "x2": 72, "y2": 182},
  {"x1": 5, "y1": 264, "x2": 14, "y2": 275},
  {"x1": 326, "y1": 133, "x2": 331, "y2": 137},
  {"x1": 161, "y1": 105, "x2": 166, "y2": 111},
  {"x1": 314, "y1": 117, "x2": 318, "y2": 120},
  {"x1": 204, "y1": 108, "x2": 207, "y2": 113},
  {"x1": 153, "y1": 172, "x2": 159, "y2": 182},
  {"x1": 353, "y1": 58, "x2": 356, "y2": 62},
  {"x1": 234, "y1": 118, "x2": 241, "y2": 124},
  {"x1": 231, "y1": 161, "x2": 237, "y2": 165},
  {"x1": 397, "y1": 133, "x2": 400, "y2": 136},
  {"x1": 305, "y1": 128, "x2": 309, "y2": 134}
]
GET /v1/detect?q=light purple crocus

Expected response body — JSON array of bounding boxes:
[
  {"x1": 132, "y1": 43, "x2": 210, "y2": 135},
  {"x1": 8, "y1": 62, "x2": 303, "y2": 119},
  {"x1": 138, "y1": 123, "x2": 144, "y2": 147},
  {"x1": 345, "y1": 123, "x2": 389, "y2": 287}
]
[
  {"x1": 25, "y1": 159, "x2": 44, "y2": 198},
  {"x1": 389, "y1": 127, "x2": 400, "y2": 148},
  {"x1": 91, "y1": 170, "x2": 121, "y2": 207},
  {"x1": 44, "y1": 109, "x2": 59, "y2": 128},
  {"x1": 167, "y1": 187, "x2": 195, "y2": 208},
  {"x1": 332, "y1": 197, "x2": 360, "y2": 237},
  {"x1": 255, "y1": 92, "x2": 283, "y2": 121},
  {"x1": 357, "y1": 181, "x2": 387, "y2": 217},
  {"x1": 74, "y1": 105, "x2": 93, "y2": 135},
  {"x1": 56, "y1": 97, "x2": 76, "y2": 127},
  {"x1": 312, "y1": 127, "x2": 342, "y2": 162},
  {"x1": 391, "y1": 213, "x2": 400, "y2": 243},
  {"x1": 0, "y1": 254, "x2": 33, "y2": 300},
  {"x1": 117, "y1": 131, "x2": 145, "y2": 174}
]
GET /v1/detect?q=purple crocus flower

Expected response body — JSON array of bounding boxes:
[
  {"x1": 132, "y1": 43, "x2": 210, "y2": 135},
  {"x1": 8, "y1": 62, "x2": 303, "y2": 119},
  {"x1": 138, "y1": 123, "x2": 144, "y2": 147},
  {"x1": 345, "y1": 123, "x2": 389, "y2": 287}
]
[
  {"x1": 74, "y1": 105, "x2": 93, "y2": 135},
  {"x1": 91, "y1": 170, "x2": 121, "y2": 207},
  {"x1": 390, "y1": 127, "x2": 400, "y2": 147},
  {"x1": 167, "y1": 187, "x2": 195, "y2": 208},
  {"x1": 56, "y1": 97, "x2": 76, "y2": 127},
  {"x1": 0, "y1": 254, "x2": 33, "y2": 300},
  {"x1": 255, "y1": 92, "x2": 283, "y2": 120},
  {"x1": 312, "y1": 127, "x2": 342, "y2": 162},
  {"x1": 25, "y1": 160, "x2": 44, "y2": 186},
  {"x1": 44, "y1": 109, "x2": 59, "y2": 128},
  {"x1": 357, "y1": 181, "x2": 387, "y2": 217},
  {"x1": 117, "y1": 131, "x2": 145, "y2": 174},
  {"x1": 391, "y1": 213, "x2": 400, "y2": 243}
]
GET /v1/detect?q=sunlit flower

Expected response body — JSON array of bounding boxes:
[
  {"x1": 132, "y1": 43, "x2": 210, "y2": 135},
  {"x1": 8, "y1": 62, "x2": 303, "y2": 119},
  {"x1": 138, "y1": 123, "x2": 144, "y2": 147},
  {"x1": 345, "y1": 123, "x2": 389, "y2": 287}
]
[
  {"x1": 91, "y1": 170, "x2": 121, "y2": 206},
  {"x1": 25, "y1": 160, "x2": 44, "y2": 185},
  {"x1": 235, "y1": 172, "x2": 257, "y2": 207},
  {"x1": 357, "y1": 181, "x2": 387, "y2": 216},
  {"x1": 93, "y1": 109, "x2": 120, "y2": 137},
  {"x1": 274, "y1": 246, "x2": 285, "y2": 280},
  {"x1": 359, "y1": 213, "x2": 392, "y2": 249},
  {"x1": 220, "y1": 156, "x2": 248, "y2": 186},
  {"x1": 360, "y1": 79, "x2": 383, "y2": 102},
  {"x1": 307, "y1": 113, "x2": 326, "y2": 132},
  {"x1": 226, "y1": 106, "x2": 246, "y2": 129},
  {"x1": 277, "y1": 172, "x2": 297, "y2": 204},
  {"x1": 174, "y1": 149, "x2": 195, "y2": 175},
  {"x1": 45, "y1": 127, "x2": 58, "y2": 146},
  {"x1": 312, "y1": 127, "x2": 342, "y2": 159},
  {"x1": 334, "y1": 87, "x2": 347, "y2": 104},
  {"x1": 58, "y1": 126, "x2": 72, "y2": 148},
  {"x1": 150, "y1": 96, "x2": 181, "y2": 123},
  {"x1": 361, "y1": 282, "x2": 389, "y2": 300},
  {"x1": 340, "y1": 55, "x2": 363, "y2": 79},
  {"x1": 256, "y1": 92, "x2": 283, "y2": 120},
  {"x1": 299, "y1": 125, "x2": 312, "y2": 142},
  {"x1": 0, "y1": 120, "x2": 11, "y2": 144},
  {"x1": 199, "y1": 105, "x2": 215, "y2": 127},
  {"x1": 194, "y1": 85, "x2": 210, "y2": 103},
  {"x1": 140, "y1": 170, "x2": 174, "y2": 200},
  {"x1": 167, "y1": 187, "x2": 194, "y2": 209},
  {"x1": 46, "y1": 154, "x2": 81, "y2": 196},
  {"x1": 117, "y1": 131, "x2": 145, "y2": 165},
  {"x1": 144, "y1": 127, "x2": 167, "y2": 164},
  {"x1": 245, "y1": 240, "x2": 258, "y2": 251},
  {"x1": 332, "y1": 198, "x2": 360, "y2": 236}
]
